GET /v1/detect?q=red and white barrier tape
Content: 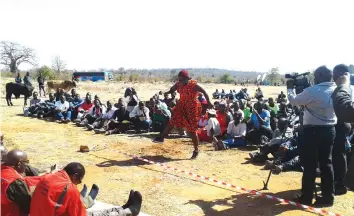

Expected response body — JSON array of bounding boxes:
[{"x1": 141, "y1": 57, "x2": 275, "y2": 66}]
[{"x1": 105, "y1": 149, "x2": 342, "y2": 216}]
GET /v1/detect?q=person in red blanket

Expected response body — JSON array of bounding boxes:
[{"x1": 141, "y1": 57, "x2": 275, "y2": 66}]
[{"x1": 1, "y1": 149, "x2": 43, "y2": 216}]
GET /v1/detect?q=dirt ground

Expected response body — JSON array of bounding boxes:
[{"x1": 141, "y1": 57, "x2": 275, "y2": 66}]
[{"x1": 1, "y1": 78, "x2": 353, "y2": 216}]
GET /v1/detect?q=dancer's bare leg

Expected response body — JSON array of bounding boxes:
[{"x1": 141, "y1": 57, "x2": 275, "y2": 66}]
[{"x1": 190, "y1": 132, "x2": 199, "y2": 159}]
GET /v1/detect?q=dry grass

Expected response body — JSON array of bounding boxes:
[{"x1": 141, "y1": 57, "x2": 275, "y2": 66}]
[{"x1": 1, "y1": 77, "x2": 353, "y2": 216}]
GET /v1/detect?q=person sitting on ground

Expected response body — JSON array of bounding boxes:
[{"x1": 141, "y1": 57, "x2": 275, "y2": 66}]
[
  {"x1": 212, "y1": 89, "x2": 220, "y2": 99},
  {"x1": 277, "y1": 102, "x2": 290, "y2": 118},
  {"x1": 151, "y1": 99, "x2": 171, "y2": 134},
  {"x1": 126, "y1": 88, "x2": 139, "y2": 113},
  {"x1": 1, "y1": 150, "x2": 33, "y2": 215},
  {"x1": 216, "y1": 103, "x2": 232, "y2": 135},
  {"x1": 87, "y1": 100, "x2": 117, "y2": 132},
  {"x1": 70, "y1": 93, "x2": 84, "y2": 119},
  {"x1": 105, "y1": 98, "x2": 129, "y2": 135},
  {"x1": 37, "y1": 93, "x2": 56, "y2": 119},
  {"x1": 240, "y1": 100, "x2": 251, "y2": 123},
  {"x1": 267, "y1": 97, "x2": 279, "y2": 116},
  {"x1": 246, "y1": 101, "x2": 273, "y2": 145},
  {"x1": 168, "y1": 91, "x2": 178, "y2": 109},
  {"x1": 255, "y1": 87, "x2": 264, "y2": 100},
  {"x1": 77, "y1": 99, "x2": 106, "y2": 127},
  {"x1": 198, "y1": 92, "x2": 209, "y2": 114},
  {"x1": 230, "y1": 101, "x2": 244, "y2": 118},
  {"x1": 223, "y1": 111, "x2": 247, "y2": 148},
  {"x1": 277, "y1": 91, "x2": 287, "y2": 103},
  {"x1": 26, "y1": 91, "x2": 43, "y2": 116},
  {"x1": 220, "y1": 89, "x2": 226, "y2": 99},
  {"x1": 161, "y1": 93, "x2": 171, "y2": 105},
  {"x1": 31, "y1": 162, "x2": 141, "y2": 216},
  {"x1": 129, "y1": 101, "x2": 152, "y2": 133},
  {"x1": 15, "y1": 73, "x2": 22, "y2": 84},
  {"x1": 55, "y1": 95, "x2": 71, "y2": 123},
  {"x1": 197, "y1": 109, "x2": 221, "y2": 143},
  {"x1": 249, "y1": 118, "x2": 294, "y2": 162},
  {"x1": 198, "y1": 112, "x2": 209, "y2": 128},
  {"x1": 75, "y1": 92, "x2": 94, "y2": 121}
]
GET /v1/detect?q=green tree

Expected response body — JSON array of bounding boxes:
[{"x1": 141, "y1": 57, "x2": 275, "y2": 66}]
[
  {"x1": 266, "y1": 67, "x2": 281, "y2": 85},
  {"x1": 37, "y1": 65, "x2": 55, "y2": 79},
  {"x1": 219, "y1": 74, "x2": 234, "y2": 84}
]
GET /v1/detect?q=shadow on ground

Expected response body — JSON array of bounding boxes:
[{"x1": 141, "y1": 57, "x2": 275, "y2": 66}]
[
  {"x1": 185, "y1": 189, "x2": 318, "y2": 216},
  {"x1": 94, "y1": 154, "x2": 187, "y2": 167}
]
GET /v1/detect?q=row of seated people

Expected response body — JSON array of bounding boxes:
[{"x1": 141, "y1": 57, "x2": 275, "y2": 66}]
[
  {"x1": 23, "y1": 88, "x2": 179, "y2": 135},
  {"x1": 0, "y1": 132, "x2": 143, "y2": 216}
]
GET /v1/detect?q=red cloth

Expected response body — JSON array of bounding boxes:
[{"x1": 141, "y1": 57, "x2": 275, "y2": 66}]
[
  {"x1": 197, "y1": 128, "x2": 212, "y2": 142},
  {"x1": 30, "y1": 170, "x2": 87, "y2": 216},
  {"x1": 169, "y1": 80, "x2": 202, "y2": 133},
  {"x1": 78, "y1": 101, "x2": 93, "y2": 111},
  {"x1": 217, "y1": 111, "x2": 228, "y2": 135},
  {"x1": 1, "y1": 165, "x2": 24, "y2": 216}
]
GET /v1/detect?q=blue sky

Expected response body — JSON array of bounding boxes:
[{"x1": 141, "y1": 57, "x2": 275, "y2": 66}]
[{"x1": 1, "y1": 0, "x2": 353, "y2": 73}]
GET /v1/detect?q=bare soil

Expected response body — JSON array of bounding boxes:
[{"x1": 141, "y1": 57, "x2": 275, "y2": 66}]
[{"x1": 1, "y1": 78, "x2": 353, "y2": 216}]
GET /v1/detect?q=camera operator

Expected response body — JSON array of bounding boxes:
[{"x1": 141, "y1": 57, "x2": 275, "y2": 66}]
[
  {"x1": 287, "y1": 66, "x2": 337, "y2": 207},
  {"x1": 332, "y1": 64, "x2": 353, "y2": 195}
]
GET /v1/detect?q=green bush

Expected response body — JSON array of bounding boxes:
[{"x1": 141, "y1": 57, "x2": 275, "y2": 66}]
[
  {"x1": 219, "y1": 74, "x2": 234, "y2": 84},
  {"x1": 36, "y1": 66, "x2": 55, "y2": 79}
]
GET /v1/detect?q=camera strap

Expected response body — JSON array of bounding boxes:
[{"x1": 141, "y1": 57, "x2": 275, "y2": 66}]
[{"x1": 304, "y1": 105, "x2": 330, "y2": 122}]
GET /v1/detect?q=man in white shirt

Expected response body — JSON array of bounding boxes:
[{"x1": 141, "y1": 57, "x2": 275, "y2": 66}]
[
  {"x1": 77, "y1": 99, "x2": 106, "y2": 127},
  {"x1": 129, "y1": 102, "x2": 152, "y2": 132},
  {"x1": 87, "y1": 101, "x2": 117, "y2": 132},
  {"x1": 55, "y1": 95, "x2": 71, "y2": 123},
  {"x1": 224, "y1": 112, "x2": 247, "y2": 147}
]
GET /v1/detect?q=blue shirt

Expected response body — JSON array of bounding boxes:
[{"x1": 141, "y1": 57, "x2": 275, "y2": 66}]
[{"x1": 250, "y1": 110, "x2": 270, "y2": 129}]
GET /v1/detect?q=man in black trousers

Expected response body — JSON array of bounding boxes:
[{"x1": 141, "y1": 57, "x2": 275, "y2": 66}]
[
  {"x1": 332, "y1": 64, "x2": 352, "y2": 195},
  {"x1": 287, "y1": 66, "x2": 337, "y2": 207}
]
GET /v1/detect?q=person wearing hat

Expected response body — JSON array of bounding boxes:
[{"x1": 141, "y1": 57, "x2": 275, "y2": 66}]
[
  {"x1": 154, "y1": 69, "x2": 212, "y2": 159},
  {"x1": 197, "y1": 109, "x2": 221, "y2": 143}
]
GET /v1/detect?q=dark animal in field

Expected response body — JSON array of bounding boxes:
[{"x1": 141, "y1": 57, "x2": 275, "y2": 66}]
[{"x1": 5, "y1": 82, "x2": 34, "y2": 106}]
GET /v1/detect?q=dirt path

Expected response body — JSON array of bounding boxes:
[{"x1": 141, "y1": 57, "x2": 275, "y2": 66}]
[{"x1": 1, "y1": 81, "x2": 354, "y2": 216}]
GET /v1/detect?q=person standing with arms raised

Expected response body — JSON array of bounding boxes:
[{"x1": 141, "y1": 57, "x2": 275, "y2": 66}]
[{"x1": 154, "y1": 69, "x2": 212, "y2": 159}]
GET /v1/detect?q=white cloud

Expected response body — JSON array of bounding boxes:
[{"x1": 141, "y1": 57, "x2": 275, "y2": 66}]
[{"x1": 0, "y1": 0, "x2": 353, "y2": 72}]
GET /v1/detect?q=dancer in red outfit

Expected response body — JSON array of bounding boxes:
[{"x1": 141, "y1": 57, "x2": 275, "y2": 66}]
[{"x1": 154, "y1": 69, "x2": 212, "y2": 159}]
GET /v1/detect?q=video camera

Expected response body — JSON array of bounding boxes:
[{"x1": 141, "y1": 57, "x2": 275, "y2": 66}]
[{"x1": 285, "y1": 72, "x2": 312, "y2": 94}]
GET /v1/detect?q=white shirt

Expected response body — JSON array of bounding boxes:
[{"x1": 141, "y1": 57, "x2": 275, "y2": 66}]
[
  {"x1": 88, "y1": 106, "x2": 107, "y2": 118},
  {"x1": 55, "y1": 101, "x2": 70, "y2": 111},
  {"x1": 129, "y1": 106, "x2": 150, "y2": 120},
  {"x1": 102, "y1": 107, "x2": 117, "y2": 119},
  {"x1": 227, "y1": 121, "x2": 247, "y2": 137},
  {"x1": 205, "y1": 118, "x2": 221, "y2": 136}
]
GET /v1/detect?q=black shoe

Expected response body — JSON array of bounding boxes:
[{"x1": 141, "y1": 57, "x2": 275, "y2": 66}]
[
  {"x1": 88, "y1": 184, "x2": 99, "y2": 200},
  {"x1": 191, "y1": 150, "x2": 199, "y2": 160},
  {"x1": 314, "y1": 197, "x2": 333, "y2": 207},
  {"x1": 128, "y1": 191, "x2": 142, "y2": 216},
  {"x1": 80, "y1": 184, "x2": 88, "y2": 197},
  {"x1": 293, "y1": 195, "x2": 312, "y2": 206},
  {"x1": 122, "y1": 189, "x2": 135, "y2": 209},
  {"x1": 335, "y1": 186, "x2": 347, "y2": 196},
  {"x1": 153, "y1": 137, "x2": 164, "y2": 143}
]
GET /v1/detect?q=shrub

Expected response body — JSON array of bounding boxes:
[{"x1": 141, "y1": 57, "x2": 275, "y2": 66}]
[{"x1": 36, "y1": 66, "x2": 55, "y2": 79}]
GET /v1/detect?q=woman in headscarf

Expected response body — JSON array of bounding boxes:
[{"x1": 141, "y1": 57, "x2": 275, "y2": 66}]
[{"x1": 154, "y1": 69, "x2": 212, "y2": 159}]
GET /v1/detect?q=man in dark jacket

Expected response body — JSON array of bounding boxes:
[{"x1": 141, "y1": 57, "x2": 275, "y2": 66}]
[
  {"x1": 332, "y1": 64, "x2": 352, "y2": 195},
  {"x1": 37, "y1": 74, "x2": 46, "y2": 97}
]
